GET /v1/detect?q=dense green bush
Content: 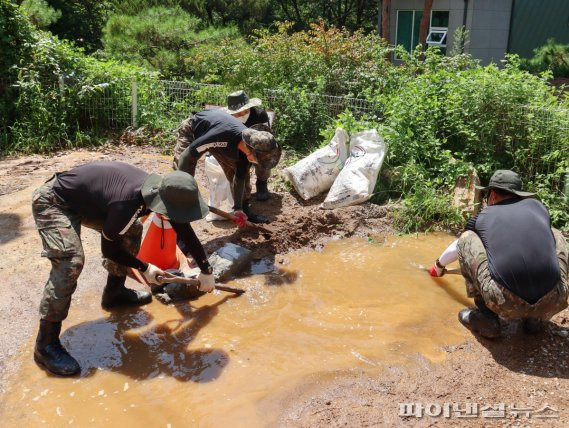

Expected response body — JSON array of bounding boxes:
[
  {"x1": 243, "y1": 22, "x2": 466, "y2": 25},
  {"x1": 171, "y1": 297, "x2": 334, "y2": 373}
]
[
  {"x1": 102, "y1": 6, "x2": 239, "y2": 79},
  {"x1": 193, "y1": 22, "x2": 397, "y2": 97},
  {"x1": 376, "y1": 50, "x2": 568, "y2": 232},
  {"x1": 521, "y1": 39, "x2": 569, "y2": 78},
  {"x1": 190, "y1": 21, "x2": 397, "y2": 150},
  {"x1": 0, "y1": 0, "x2": 156, "y2": 153},
  {"x1": 1, "y1": 0, "x2": 36, "y2": 146},
  {"x1": 19, "y1": 0, "x2": 61, "y2": 29}
]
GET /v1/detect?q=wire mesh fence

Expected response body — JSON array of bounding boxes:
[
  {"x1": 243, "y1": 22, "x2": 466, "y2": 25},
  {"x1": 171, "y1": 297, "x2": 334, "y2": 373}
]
[
  {"x1": 261, "y1": 88, "x2": 381, "y2": 119},
  {"x1": 73, "y1": 79, "x2": 132, "y2": 131},
  {"x1": 136, "y1": 80, "x2": 228, "y2": 131},
  {"x1": 133, "y1": 81, "x2": 383, "y2": 133},
  {"x1": 1, "y1": 76, "x2": 567, "y2": 202},
  {"x1": 507, "y1": 105, "x2": 569, "y2": 196}
]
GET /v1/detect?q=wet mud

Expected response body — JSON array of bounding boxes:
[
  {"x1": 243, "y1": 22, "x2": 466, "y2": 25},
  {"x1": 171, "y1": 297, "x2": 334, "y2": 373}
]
[{"x1": 1, "y1": 235, "x2": 470, "y2": 426}]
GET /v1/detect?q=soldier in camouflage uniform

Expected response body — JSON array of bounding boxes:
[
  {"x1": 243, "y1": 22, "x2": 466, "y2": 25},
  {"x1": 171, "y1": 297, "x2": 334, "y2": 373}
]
[
  {"x1": 429, "y1": 170, "x2": 568, "y2": 339},
  {"x1": 172, "y1": 91, "x2": 281, "y2": 202},
  {"x1": 174, "y1": 107, "x2": 280, "y2": 224},
  {"x1": 32, "y1": 180, "x2": 144, "y2": 321},
  {"x1": 221, "y1": 91, "x2": 278, "y2": 201},
  {"x1": 32, "y1": 163, "x2": 214, "y2": 376}
]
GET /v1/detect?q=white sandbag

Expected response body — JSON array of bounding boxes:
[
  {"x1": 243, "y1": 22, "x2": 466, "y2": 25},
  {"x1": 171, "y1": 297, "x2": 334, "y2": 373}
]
[
  {"x1": 283, "y1": 128, "x2": 349, "y2": 200},
  {"x1": 204, "y1": 155, "x2": 234, "y2": 221},
  {"x1": 321, "y1": 129, "x2": 387, "y2": 209}
]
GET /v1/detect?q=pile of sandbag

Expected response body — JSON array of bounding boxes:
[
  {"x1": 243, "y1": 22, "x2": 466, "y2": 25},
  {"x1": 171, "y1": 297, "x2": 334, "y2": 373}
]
[{"x1": 284, "y1": 128, "x2": 387, "y2": 209}]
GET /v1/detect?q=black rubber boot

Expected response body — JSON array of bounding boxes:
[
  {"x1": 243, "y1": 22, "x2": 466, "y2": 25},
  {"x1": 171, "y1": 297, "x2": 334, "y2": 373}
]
[
  {"x1": 34, "y1": 320, "x2": 81, "y2": 376},
  {"x1": 458, "y1": 307, "x2": 501, "y2": 339},
  {"x1": 242, "y1": 200, "x2": 269, "y2": 224},
  {"x1": 255, "y1": 180, "x2": 270, "y2": 202},
  {"x1": 101, "y1": 275, "x2": 152, "y2": 310}
]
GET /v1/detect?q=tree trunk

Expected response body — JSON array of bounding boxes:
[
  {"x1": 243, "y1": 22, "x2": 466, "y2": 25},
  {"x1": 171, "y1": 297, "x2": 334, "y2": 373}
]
[
  {"x1": 381, "y1": 0, "x2": 390, "y2": 41},
  {"x1": 418, "y1": 0, "x2": 434, "y2": 50},
  {"x1": 377, "y1": 0, "x2": 382, "y2": 36}
]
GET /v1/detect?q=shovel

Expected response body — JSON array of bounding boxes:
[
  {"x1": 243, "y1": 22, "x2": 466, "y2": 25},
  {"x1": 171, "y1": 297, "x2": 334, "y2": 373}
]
[
  {"x1": 157, "y1": 272, "x2": 246, "y2": 295},
  {"x1": 207, "y1": 206, "x2": 274, "y2": 235}
]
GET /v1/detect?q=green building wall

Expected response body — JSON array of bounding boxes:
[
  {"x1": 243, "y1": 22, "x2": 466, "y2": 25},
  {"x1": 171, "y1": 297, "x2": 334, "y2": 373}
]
[{"x1": 509, "y1": 0, "x2": 569, "y2": 58}]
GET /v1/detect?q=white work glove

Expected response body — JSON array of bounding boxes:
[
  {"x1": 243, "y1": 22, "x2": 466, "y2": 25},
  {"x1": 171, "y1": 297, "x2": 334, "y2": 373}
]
[
  {"x1": 142, "y1": 263, "x2": 165, "y2": 285},
  {"x1": 198, "y1": 271, "x2": 215, "y2": 293}
]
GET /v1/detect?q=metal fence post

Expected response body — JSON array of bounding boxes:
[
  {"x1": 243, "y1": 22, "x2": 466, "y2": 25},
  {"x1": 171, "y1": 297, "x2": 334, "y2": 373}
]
[
  {"x1": 131, "y1": 76, "x2": 138, "y2": 128},
  {"x1": 565, "y1": 169, "x2": 569, "y2": 204},
  {"x1": 58, "y1": 74, "x2": 64, "y2": 96}
]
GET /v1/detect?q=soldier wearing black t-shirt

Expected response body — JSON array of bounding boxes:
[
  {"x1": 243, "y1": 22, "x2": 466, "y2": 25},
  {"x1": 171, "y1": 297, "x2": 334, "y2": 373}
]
[
  {"x1": 32, "y1": 162, "x2": 214, "y2": 376},
  {"x1": 429, "y1": 170, "x2": 568, "y2": 338},
  {"x1": 173, "y1": 108, "x2": 280, "y2": 224}
]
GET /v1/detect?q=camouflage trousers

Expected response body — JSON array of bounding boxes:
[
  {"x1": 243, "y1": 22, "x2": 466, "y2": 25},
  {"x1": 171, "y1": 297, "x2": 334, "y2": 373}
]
[
  {"x1": 172, "y1": 116, "x2": 272, "y2": 183},
  {"x1": 32, "y1": 177, "x2": 142, "y2": 322},
  {"x1": 457, "y1": 230, "x2": 569, "y2": 320}
]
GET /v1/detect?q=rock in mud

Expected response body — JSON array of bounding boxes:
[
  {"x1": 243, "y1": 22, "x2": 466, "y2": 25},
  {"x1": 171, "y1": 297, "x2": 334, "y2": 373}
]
[
  {"x1": 154, "y1": 243, "x2": 253, "y2": 304},
  {"x1": 208, "y1": 243, "x2": 253, "y2": 282}
]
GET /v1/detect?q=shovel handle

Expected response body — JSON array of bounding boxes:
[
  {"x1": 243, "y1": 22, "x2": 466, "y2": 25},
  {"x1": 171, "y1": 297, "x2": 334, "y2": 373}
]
[
  {"x1": 207, "y1": 206, "x2": 273, "y2": 235},
  {"x1": 215, "y1": 285, "x2": 246, "y2": 295},
  {"x1": 156, "y1": 275, "x2": 245, "y2": 295},
  {"x1": 157, "y1": 274, "x2": 199, "y2": 285}
]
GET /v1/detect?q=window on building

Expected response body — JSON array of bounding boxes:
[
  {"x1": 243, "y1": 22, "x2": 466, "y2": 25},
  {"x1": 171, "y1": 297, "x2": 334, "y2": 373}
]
[
  {"x1": 426, "y1": 29, "x2": 447, "y2": 45},
  {"x1": 426, "y1": 11, "x2": 449, "y2": 54},
  {"x1": 431, "y1": 10, "x2": 449, "y2": 28},
  {"x1": 396, "y1": 10, "x2": 423, "y2": 55},
  {"x1": 396, "y1": 10, "x2": 449, "y2": 56}
]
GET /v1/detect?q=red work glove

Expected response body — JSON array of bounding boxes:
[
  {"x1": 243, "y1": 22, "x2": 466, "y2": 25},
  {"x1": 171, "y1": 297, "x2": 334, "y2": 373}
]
[
  {"x1": 428, "y1": 260, "x2": 446, "y2": 277},
  {"x1": 232, "y1": 210, "x2": 248, "y2": 228}
]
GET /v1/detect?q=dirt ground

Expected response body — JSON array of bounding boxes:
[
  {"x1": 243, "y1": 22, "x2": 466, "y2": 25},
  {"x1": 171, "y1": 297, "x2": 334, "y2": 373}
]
[{"x1": 1, "y1": 144, "x2": 569, "y2": 427}]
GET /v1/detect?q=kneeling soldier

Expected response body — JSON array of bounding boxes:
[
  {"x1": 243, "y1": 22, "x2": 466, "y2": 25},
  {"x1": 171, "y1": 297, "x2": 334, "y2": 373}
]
[{"x1": 429, "y1": 170, "x2": 568, "y2": 338}]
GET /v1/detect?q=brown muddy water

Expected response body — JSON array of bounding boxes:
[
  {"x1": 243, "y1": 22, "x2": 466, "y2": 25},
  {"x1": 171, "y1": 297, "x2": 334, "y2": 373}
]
[{"x1": 2, "y1": 234, "x2": 471, "y2": 427}]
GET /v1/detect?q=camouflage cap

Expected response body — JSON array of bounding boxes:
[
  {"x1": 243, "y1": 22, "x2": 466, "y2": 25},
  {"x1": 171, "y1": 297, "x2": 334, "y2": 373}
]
[{"x1": 242, "y1": 128, "x2": 281, "y2": 170}]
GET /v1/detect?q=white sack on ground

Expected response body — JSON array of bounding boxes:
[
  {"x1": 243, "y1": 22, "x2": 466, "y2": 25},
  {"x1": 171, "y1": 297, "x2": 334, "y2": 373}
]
[
  {"x1": 204, "y1": 155, "x2": 234, "y2": 221},
  {"x1": 283, "y1": 128, "x2": 348, "y2": 200},
  {"x1": 321, "y1": 129, "x2": 387, "y2": 209}
]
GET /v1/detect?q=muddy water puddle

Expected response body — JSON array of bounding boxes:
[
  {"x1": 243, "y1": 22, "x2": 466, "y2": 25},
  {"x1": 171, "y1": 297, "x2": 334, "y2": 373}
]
[{"x1": 2, "y1": 234, "x2": 471, "y2": 427}]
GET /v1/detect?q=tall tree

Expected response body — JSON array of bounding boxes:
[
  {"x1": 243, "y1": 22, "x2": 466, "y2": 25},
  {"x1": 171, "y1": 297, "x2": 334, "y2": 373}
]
[
  {"x1": 380, "y1": 0, "x2": 390, "y2": 41},
  {"x1": 46, "y1": 0, "x2": 112, "y2": 52},
  {"x1": 418, "y1": 0, "x2": 433, "y2": 50},
  {"x1": 272, "y1": 1, "x2": 377, "y2": 32}
]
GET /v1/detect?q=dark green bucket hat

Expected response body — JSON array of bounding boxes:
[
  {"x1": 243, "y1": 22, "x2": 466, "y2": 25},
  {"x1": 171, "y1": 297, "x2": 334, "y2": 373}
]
[
  {"x1": 141, "y1": 171, "x2": 209, "y2": 223},
  {"x1": 475, "y1": 169, "x2": 535, "y2": 198},
  {"x1": 221, "y1": 90, "x2": 262, "y2": 114}
]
